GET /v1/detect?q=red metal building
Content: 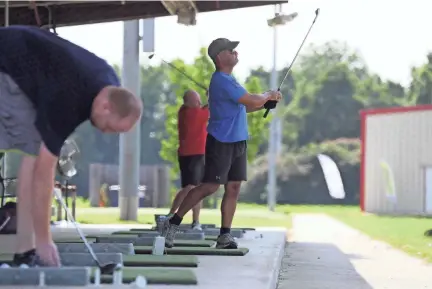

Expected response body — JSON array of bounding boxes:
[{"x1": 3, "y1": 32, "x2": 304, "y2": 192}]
[{"x1": 361, "y1": 105, "x2": 432, "y2": 215}]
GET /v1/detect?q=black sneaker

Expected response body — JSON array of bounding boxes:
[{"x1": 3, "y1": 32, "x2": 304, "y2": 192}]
[{"x1": 12, "y1": 249, "x2": 37, "y2": 267}]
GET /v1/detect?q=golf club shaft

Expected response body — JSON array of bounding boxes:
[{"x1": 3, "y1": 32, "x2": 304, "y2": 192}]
[
  {"x1": 153, "y1": 54, "x2": 208, "y2": 91},
  {"x1": 277, "y1": 10, "x2": 319, "y2": 90},
  {"x1": 263, "y1": 8, "x2": 320, "y2": 118},
  {"x1": 53, "y1": 188, "x2": 102, "y2": 267}
]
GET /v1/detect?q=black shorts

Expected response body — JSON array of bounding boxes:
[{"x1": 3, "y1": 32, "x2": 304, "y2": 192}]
[
  {"x1": 202, "y1": 134, "x2": 247, "y2": 184},
  {"x1": 178, "y1": 154, "x2": 205, "y2": 188}
]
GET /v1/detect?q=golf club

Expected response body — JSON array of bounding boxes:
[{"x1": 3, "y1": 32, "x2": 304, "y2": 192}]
[
  {"x1": 148, "y1": 53, "x2": 208, "y2": 91},
  {"x1": 263, "y1": 8, "x2": 321, "y2": 118},
  {"x1": 52, "y1": 188, "x2": 118, "y2": 275}
]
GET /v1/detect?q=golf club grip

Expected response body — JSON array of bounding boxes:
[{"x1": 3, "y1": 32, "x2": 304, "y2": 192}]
[{"x1": 263, "y1": 108, "x2": 270, "y2": 118}]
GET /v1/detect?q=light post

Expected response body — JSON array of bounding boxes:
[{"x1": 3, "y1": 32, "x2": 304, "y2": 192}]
[{"x1": 267, "y1": 4, "x2": 298, "y2": 211}]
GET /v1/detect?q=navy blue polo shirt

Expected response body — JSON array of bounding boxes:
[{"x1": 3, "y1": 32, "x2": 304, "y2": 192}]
[{"x1": 0, "y1": 25, "x2": 120, "y2": 156}]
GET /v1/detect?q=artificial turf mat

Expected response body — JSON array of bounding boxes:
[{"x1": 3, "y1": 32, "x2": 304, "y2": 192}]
[
  {"x1": 112, "y1": 230, "x2": 152, "y2": 235},
  {"x1": 92, "y1": 267, "x2": 197, "y2": 285},
  {"x1": 123, "y1": 255, "x2": 198, "y2": 267},
  {"x1": 0, "y1": 254, "x2": 199, "y2": 268},
  {"x1": 173, "y1": 240, "x2": 215, "y2": 247},
  {"x1": 107, "y1": 231, "x2": 217, "y2": 247},
  {"x1": 205, "y1": 235, "x2": 218, "y2": 241},
  {"x1": 54, "y1": 237, "x2": 97, "y2": 243},
  {"x1": 134, "y1": 246, "x2": 249, "y2": 256}
]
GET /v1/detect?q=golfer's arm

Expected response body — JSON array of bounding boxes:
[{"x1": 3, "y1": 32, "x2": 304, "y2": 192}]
[
  {"x1": 32, "y1": 144, "x2": 57, "y2": 243},
  {"x1": 246, "y1": 105, "x2": 265, "y2": 113},
  {"x1": 238, "y1": 93, "x2": 270, "y2": 109}
]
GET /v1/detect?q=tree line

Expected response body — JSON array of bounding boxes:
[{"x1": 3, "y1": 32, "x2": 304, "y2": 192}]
[{"x1": 70, "y1": 40, "x2": 432, "y2": 205}]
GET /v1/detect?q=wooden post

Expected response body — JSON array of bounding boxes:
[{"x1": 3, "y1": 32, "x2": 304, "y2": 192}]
[
  {"x1": 157, "y1": 165, "x2": 170, "y2": 207},
  {"x1": 89, "y1": 164, "x2": 102, "y2": 207}
]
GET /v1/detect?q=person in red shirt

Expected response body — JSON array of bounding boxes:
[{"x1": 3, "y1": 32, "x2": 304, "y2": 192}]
[{"x1": 166, "y1": 90, "x2": 209, "y2": 230}]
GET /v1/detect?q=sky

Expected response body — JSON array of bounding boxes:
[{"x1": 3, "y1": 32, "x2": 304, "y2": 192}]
[{"x1": 57, "y1": 0, "x2": 432, "y2": 87}]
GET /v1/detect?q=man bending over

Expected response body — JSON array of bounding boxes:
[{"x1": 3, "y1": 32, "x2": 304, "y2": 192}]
[
  {"x1": 162, "y1": 38, "x2": 281, "y2": 249},
  {"x1": 0, "y1": 26, "x2": 142, "y2": 266},
  {"x1": 166, "y1": 90, "x2": 209, "y2": 230}
]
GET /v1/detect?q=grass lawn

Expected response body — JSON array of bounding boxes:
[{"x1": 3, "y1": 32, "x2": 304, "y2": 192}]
[
  {"x1": 74, "y1": 203, "x2": 291, "y2": 230},
  {"x1": 71, "y1": 199, "x2": 432, "y2": 263},
  {"x1": 281, "y1": 204, "x2": 432, "y2": 263}
]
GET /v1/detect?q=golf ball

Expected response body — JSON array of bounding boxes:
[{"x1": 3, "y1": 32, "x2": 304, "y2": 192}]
[
  {"x1": 134, "y1": 275, "x2": 147, "y2": 288},
  {"x1": 0, "y1": 263, "x2": 10, "y2": 268}
]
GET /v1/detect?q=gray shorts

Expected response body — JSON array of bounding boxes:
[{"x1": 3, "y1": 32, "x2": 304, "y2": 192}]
[{"x1": 0, "y1": 72, "x2": 41, "y2": 156}]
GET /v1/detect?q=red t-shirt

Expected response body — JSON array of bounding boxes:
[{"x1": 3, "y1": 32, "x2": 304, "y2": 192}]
[{"x1": 178, "y1": 105, "x2": 209, "y2": 156}]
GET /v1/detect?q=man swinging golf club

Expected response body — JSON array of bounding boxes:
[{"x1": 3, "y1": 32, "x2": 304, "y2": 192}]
[
  {"x1": 165, "y1": 90, "x2": 209, "y2": 230},
  {"x1": 0, "y1": 25, "x2": 142, "y2": 266},
  {"x1": 162, "y1": 38, "x2": 282, "y2": 249}
]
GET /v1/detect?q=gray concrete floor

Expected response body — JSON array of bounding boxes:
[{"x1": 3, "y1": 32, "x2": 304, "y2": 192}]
[
  {"x1": 277, "y1": 214, "x2": 432, "y2": 289},
  {"x1": 0, "y1": 226, "x2": 287, "y2": 289}
]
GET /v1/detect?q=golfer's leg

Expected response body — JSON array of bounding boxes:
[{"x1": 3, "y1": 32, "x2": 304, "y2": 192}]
[
  {"x1": 190, "y1": 155, "x2": 205, "y2": 226},
  {"x1": 175, "y1": 136, "x2": 230, "y2": 219},
  {"x1": 163, "y1": 136, "x2": 228, "y2": 248},
  {"x1": 221, "y1": 181, "x2": 242, "y2": 229},
  {"x1": 192, "y1": 200, "x2": 202, "y2": 223},
  {"x1": 222, "y1": 141, "x2": 247, "y2": 228},
  {"x1": 0, "y1": 72, "x2": 44, "y2": 261},
  {"x1": 169, "y1": 185, "x2": 195, "y2": 214},
  {"x1": 16, "y1": 155, "x2": 37, "y2": 253},
  {"x1": 216, "y1": 144, "x2": 247, "y2": 249}
]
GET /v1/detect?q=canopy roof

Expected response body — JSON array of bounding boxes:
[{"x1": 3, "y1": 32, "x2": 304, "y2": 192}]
[{"x1": 0, "y1": 1, "x2": 287, "y2": 27}]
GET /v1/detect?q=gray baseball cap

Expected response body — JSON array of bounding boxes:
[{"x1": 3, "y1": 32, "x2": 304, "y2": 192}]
[{"x1": 207, "y1": 38, "x2": 239, "y2": 62}]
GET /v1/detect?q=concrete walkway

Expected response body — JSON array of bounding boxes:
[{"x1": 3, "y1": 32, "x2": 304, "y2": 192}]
[
  {"x1": 149, "y1": 229, "x2": 287, "y2": 289},
  {"x1": 278, "y1": 214, "x2": 432, "y2": 289}
]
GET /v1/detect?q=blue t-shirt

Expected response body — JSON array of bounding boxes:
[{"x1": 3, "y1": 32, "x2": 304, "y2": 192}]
[
  {"x1": 207, "y1": 71, "x2": 248, "y2": 142},
  {"x1": 0, "y1": 26, "x2": 120, "y2": 156}
]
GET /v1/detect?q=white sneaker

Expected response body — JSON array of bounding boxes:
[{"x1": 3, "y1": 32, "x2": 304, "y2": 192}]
[{"x1": 191, "y1": 222, "x2": 202, "y2": 231}]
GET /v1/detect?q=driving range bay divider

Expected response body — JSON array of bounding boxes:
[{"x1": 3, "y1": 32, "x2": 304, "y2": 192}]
[{"x1": 89, "y1": 163, "x2": 170, "y2": 208}]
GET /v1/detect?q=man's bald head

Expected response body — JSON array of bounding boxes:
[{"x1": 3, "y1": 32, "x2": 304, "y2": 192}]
[
  {"x1": 91, "y1": 86, "x2": 142, "y2": 133},
  {"x1": 183, "y1": 90, "x2": 201, "y2": 107}
]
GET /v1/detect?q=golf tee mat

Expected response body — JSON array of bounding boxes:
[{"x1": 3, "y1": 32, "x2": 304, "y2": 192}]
[
  {"x1": 92, "y1": 267, "x2": 197, "y2": 285},
  {"x1": 0, "y1": 254, "x2": 199, "y2": 268},
  {"x1": 134, "y1": 246, "x2": 249, "y2": 256},
  {"x1": 54, "y1": 236, "x2": 249, "y2": 256}
]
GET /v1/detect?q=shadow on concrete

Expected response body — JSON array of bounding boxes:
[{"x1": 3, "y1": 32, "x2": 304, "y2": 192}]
[{"x1": 277, "y1": 242, "x2": 373, "y2": 289}]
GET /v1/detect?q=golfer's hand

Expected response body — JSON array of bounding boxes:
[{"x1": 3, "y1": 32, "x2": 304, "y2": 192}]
[
  {"x1": 268, "y1": 90, "x2": 282, "y2": 102},
  {"x1": 36, "y1": 241, "x2": 61, "y2": 267}
]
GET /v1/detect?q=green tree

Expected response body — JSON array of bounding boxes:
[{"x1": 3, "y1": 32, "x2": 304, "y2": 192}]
[
  {"x1": 409, "y1": 53, "x2": 432, "y2": 105},
  {"x1": 278, "y1": 41, "x2": 409, "y2": 148}
]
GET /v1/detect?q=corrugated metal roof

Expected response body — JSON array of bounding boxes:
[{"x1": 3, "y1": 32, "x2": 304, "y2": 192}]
[{"x1": 0, "y1": 1, "x2": 287, "y2": 27}]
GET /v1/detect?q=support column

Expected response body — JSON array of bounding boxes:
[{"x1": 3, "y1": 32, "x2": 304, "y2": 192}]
[
  {"x1": 267, "y1": 15, "x2": 278, "y2": 212},
  {"x1": 119, "y1": 20, "x2": 141, "y2": 221}
]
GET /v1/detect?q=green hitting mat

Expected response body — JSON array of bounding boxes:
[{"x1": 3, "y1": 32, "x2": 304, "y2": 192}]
[
  {"x1": 106, "y1": 233, "x2": 215, "y2": 248},
  {"x1": 173, "y1": 240, "x2": 215, "y2": 247},
  {"x1": 123, "y1": 255, "x2": 198, "y2": 267},
  {"x1": 0, "y1": 254, "x2": 199, "y2": 268},
  {"x1": 92, "y1": 267, "x2": 197, "y2": 285},
  {"x1": 205, "y1": 235, "x2": 218, "y2": 241},
  {"x1": 134, "y1": 246, "x2": 249, "y2": 256},
  {"x1": 89, "y1": 233, "x2": 215, "y2": 248},
  {"x1": 112, "y1": 230, "x2": 150, "y2": 235},
  {"x1": 54, "y1": 237, "x2": 97, "y2": 243}
]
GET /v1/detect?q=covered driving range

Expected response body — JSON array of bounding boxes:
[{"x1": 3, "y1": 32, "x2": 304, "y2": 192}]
[{"x1": 0, "y1": 1, "x2": 287, "y2": 288}]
